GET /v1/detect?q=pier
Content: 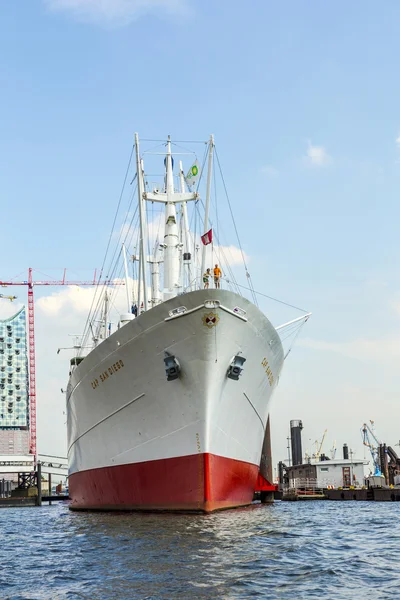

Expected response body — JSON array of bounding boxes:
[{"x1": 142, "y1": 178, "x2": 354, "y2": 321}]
[{"x1": 0, "y1": 454, "x2": 69, "y2": 508}]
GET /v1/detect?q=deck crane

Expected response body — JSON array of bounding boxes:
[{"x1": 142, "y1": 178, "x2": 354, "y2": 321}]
[{"x1": 361, "y1": 421, "x2": 382, "y2": 476}]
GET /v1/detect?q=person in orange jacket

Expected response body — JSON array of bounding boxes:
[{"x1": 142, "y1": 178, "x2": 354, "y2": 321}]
[{"x1": 213, "y1": 264, "x2": 222, "y2": 289}]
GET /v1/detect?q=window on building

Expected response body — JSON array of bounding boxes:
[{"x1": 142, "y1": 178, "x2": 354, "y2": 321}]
[{"x1": 320, "y1": 467, "x2": 329, "y2": 472}]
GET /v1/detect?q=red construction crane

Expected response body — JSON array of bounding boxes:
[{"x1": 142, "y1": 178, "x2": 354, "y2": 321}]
[{"x1": 0, "y1": 268, "x2": 101, "y2": 462}]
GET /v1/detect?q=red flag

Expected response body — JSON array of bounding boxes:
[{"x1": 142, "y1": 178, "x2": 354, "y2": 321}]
[{"x1": 201, "y1": 228, "x2": 213, "y2": 245}]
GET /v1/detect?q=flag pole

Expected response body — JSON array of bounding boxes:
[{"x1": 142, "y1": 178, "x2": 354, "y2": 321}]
[{"x1": 201, "y1": 134, "x2": 214, "y2": 282}]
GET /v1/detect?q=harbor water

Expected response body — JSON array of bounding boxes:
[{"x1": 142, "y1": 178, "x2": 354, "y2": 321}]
[{"x1": 1, "y1": 501, "x2": 399, "y2": 599}]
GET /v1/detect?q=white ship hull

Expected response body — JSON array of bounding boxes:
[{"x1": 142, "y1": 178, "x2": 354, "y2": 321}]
[{"x1": 67, "y1": 289, "x2": 284, "y2": 512}]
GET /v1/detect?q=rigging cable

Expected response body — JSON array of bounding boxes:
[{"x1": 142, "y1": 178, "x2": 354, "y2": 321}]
[
  {"x1": 283, "y1": 320, "x2": 309, "y2": 360},
  {"x1": 221, "y1": 278, "x2": 309, "y2": 313},
  {"x1": 79, "y1": 141, "x2": 136, "y2": 350},
  {"x1": 195, "y1": 199, "x2": 241, "y2": 295},
  {"x1": 214, "y1": 148, "x2": 258, "y2": 306},
  {"x1": 106, "y1": 204, "x2": 140, "y2": 311}
]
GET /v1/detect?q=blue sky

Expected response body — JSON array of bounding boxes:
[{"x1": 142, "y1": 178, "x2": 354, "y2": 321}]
[{"x1": 1, "y1": 0, "x2": 400, "y2": 465}]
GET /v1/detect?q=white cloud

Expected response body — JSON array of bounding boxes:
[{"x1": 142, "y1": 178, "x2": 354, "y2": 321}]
[
  {"x1": 396, "y1": 133, "x2": 400, "y2": 147},
  {"x1": 44, "y1": 0, "x2": 192, "y2": 25},
  {"x1": 214, "y1": 244, "x2": 247, "y2": 267},
  {"x1": 37, "y1": 285, "x2": 99, "y2": 317},
  {"x1": 305, "y1": 142, "x2": 332, "y2": 167},
  {"x1": 36, "y1": 278, "x2": 144, "y2": 320},
  {"x1": 0, "y1": 301, "x2": 25, "y2": 320}
]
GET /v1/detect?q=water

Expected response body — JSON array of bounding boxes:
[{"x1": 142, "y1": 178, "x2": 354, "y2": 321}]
[{"x1": 0, "y1": 501, "x2": 398, "y2": 600}]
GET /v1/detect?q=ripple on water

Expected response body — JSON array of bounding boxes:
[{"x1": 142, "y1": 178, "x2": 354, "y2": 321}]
[{"x1": 0, "y1": 502, "x2": 399, "y2": 599}]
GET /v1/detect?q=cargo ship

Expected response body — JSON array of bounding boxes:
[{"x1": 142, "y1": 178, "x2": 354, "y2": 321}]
[{"x1": 66, "y1": 134, "x2": 310, "y2": 512}]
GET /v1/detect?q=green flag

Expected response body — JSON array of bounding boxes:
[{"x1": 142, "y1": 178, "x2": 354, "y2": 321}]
[{"x1": 185, "y1": 160, "x2": 201, "y2": 187}]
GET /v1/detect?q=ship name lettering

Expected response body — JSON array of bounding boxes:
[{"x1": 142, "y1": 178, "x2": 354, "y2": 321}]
[
  {"x1": 91, "y1": 360, "x2": 124, "y2": 389},
  {"x1": 261, "y1": 358, "x2": 274, "y2": 386}
]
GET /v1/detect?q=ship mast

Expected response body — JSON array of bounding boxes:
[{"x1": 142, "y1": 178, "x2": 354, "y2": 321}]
[
  {"x1": 93, "y1": 290, "x2": 109, "y2": 344},
  {"x1": 163, "y1": 137, "x2": 181, "y2": 300},
  {"x1": 149, "y1": 242, "x2": 163, "y2": 306},
  {"x1": 122, "y1": 242, "x2": 131, "y2": 313},
  {"x1": 200, "y1": 135, "x2": 214, "y2": 283},
  {"x1": 135, "y1": 133, "x2": 149, "y2": 311},
  {"x1": 144, "y1": 135, "x2": 198, "y2": 302},
  {"x1": 179, "y1": 160, "x2": 193, "y2": 292}
]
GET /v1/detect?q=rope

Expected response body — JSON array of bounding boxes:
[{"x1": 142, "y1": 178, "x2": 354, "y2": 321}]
[
  {"x1": 214, "y1": 148, "x2": 258, "y2": 306},
  {"x1": 81, "y1": 184, "x2": 140, "y2": 349},
  {"x1": 106, "y1": 205, "x2": 140, "y2": 311},
  {"x1": 283, "y1": 320, "x2": 308, "y2": 359},
  {"x1": 195, "y1": 199, "x2": 241, "y2": 295},
  {"x1": 79, "y1": 141, "x2": 136, "y2": 348},
  {"x1": 222, "y1": 278, "x2": 309, "y2": 313}
]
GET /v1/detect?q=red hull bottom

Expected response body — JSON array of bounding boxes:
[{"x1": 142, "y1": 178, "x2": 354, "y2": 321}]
[{"x1": 69, "y1": 453, "x2": 259, "y2": 513}]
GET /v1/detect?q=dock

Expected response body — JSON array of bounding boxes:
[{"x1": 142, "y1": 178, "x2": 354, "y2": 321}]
[
  {"x1": 0, "y1": 459, "x2": 69, "y2": 508},
  {"x1": 282, "y1": 489, "x2": 326, "y2": 501},
  {"x1": 279, "y1": 485, "x2": 400, "y2": 502},
  {"x1": 325, "y1": 487, "x2": 400, "y2": 502}
]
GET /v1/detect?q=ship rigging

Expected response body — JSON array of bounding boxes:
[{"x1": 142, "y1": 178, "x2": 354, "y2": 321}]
[{"x1": 65, "y1": 133, "x2": 311, "y2": 512}]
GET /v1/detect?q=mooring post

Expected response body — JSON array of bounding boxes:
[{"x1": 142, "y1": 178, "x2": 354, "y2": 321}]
[
  {"x1": 37, "y1": 462, "x2": 42, "y2": 507},
  {"x1": 48, "y1": 473, "x2": 52, "y2": 506}
]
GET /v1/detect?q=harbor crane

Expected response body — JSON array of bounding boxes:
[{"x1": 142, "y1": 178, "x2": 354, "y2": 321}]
[
  {"x1": 314, "y1": 429, "x2": 328, "y2": 460},
  {"x1": 0, "y1": 268, "x2": 105, "y2": 460},
  {"x1": 361, "y1": 421, "x2": 382, "y2": 476},
  {"x1": 330, "y1": 440, "x2": 337, "y2": 460},
  {"x1": 0, "y1": 294, "x2": 17, "y2": 301}
]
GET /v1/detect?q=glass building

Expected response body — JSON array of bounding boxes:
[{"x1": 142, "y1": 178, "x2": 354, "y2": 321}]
[{"x1": 0, "y1": 308, "x2": 29, "y2": 454}]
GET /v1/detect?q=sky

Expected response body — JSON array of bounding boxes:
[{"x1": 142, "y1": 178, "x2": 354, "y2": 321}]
[{"x1": 1, "y1": 0, "x2": 400, "y2": 472}]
